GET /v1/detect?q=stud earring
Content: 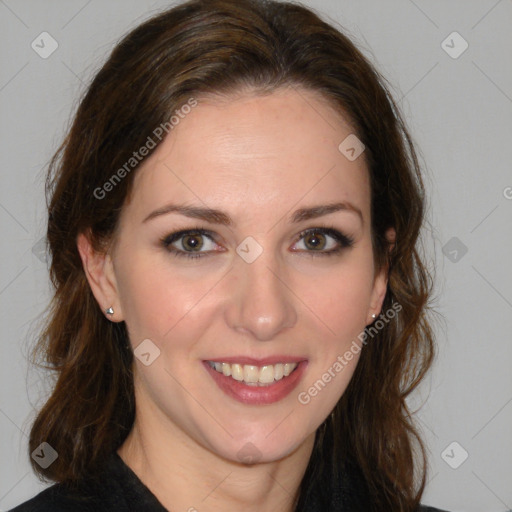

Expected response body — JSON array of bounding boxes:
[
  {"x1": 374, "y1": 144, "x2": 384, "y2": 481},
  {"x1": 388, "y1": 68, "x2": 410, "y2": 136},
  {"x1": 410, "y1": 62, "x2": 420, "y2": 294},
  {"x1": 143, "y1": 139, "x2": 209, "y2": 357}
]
[
  {"x1": 371, "y1": 314, "x2": 377, "y2": 319},
  {"x1": 105, "y1": 307, "x2": 114, "y2": 316}
]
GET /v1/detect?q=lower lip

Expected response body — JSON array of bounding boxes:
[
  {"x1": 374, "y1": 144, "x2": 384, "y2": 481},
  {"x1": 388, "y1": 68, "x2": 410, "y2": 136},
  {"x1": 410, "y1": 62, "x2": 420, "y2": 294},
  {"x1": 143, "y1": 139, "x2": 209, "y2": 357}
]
[{"x1": 203, "y1": 361, "x2": 308, "y2": 405}]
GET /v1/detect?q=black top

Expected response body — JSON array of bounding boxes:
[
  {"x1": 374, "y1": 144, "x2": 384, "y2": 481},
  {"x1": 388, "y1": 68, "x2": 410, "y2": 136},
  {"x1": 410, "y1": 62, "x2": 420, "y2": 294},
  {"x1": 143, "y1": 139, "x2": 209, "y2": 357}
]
[{"x1": 10, "y1": 452, "x2": 449, "y2": 511}]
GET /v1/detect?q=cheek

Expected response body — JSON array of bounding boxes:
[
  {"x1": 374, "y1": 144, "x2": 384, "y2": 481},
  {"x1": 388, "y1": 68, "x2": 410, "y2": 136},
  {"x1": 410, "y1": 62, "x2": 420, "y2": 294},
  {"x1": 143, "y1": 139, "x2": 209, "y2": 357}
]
[
  {"x1": 115, "y1": 253, "x2": 220, "y2": 345},
  {"x1": 296, "y1": 260, "x2": 375, "y2": 340}
]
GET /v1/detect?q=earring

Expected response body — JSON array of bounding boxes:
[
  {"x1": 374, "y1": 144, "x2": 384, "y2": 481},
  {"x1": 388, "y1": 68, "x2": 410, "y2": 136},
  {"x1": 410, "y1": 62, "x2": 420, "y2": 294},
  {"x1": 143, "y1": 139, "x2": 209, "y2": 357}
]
[
  {"x1": 371, "y1": 314, "x2": 377, "y2": 319},
  {"x1": 105, "y1": 307, "x2": 114, "y2": 316}
]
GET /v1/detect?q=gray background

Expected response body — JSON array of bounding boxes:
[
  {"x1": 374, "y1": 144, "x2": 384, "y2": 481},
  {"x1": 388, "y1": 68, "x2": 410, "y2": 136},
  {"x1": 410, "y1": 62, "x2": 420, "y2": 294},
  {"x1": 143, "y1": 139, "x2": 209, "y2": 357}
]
[{"x1": 1, "y1": 0, "x2": 511, "y2": 510}]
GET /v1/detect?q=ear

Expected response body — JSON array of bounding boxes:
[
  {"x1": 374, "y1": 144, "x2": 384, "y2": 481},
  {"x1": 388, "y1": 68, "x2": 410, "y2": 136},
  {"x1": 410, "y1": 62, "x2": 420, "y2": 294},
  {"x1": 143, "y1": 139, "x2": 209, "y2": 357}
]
[
  {"x1": 76, "y1": 231, "x2": 124, "y2": 322},
  {"x1": 367, "y1": 227, "x2": 395, "y2": 324}
]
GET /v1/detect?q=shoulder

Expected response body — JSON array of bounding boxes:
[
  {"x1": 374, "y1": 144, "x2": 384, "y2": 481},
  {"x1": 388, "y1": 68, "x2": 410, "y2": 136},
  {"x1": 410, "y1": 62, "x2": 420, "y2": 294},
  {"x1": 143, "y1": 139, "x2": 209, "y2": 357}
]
[
  {"x1": 10, "y1": 452, "x2": 167, "y2": 512},
  {"x1": 9, "y1": 455, "x2": 125, "y2": 512},
  {"x1": 8, "y1": 482, "x2": 105, "y2": 512},
  {"x1": 336, "y1": 458, "x2": 452, "y2": 512}
]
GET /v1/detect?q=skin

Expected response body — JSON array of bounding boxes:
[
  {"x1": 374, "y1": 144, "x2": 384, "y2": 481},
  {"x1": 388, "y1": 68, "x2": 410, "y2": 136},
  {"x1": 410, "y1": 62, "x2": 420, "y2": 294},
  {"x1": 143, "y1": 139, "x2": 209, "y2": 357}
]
[{"x1": 78, "y1": 86, "x2": 391, "y2": 512}]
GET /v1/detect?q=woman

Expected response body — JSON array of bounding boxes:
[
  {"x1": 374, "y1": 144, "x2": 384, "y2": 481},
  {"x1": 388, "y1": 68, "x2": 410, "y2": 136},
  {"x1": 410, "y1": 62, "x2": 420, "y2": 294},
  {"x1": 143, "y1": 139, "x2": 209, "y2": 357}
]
[{"x1": 12, "y1": 0, "x2": 446, "y2": 510}]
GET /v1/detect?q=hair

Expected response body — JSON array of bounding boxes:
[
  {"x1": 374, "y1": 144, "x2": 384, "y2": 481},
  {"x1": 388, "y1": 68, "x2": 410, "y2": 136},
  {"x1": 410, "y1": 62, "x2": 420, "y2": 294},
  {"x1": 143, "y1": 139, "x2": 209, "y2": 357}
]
[{"x1": 29, "y1": 1, "x2": 435, "y2": 510}]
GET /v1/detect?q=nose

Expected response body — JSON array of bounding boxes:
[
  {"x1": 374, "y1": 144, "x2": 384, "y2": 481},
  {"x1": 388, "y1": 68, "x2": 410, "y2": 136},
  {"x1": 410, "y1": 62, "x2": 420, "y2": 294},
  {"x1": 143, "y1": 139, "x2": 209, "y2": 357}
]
[{"x1": 224, "y1": 247, "x2": 298, "y2": 341}]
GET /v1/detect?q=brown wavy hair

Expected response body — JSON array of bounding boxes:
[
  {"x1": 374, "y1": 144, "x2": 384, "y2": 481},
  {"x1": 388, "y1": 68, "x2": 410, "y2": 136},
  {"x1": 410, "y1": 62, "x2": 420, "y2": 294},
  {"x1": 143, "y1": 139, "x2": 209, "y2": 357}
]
[{"x1": 29, "y1": 0, "x2": 435, "y2": 510}]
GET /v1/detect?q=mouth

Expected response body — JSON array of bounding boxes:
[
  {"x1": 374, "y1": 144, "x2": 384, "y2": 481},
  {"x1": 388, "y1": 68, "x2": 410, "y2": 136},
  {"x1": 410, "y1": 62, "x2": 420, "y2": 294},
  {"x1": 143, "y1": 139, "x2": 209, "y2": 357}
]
[
  {"x1": 203, "y1": 358, "x2": 307, "y2": 405},
  {"x1": 206, "y1": 361, "x2": 299, "y2": 387}
]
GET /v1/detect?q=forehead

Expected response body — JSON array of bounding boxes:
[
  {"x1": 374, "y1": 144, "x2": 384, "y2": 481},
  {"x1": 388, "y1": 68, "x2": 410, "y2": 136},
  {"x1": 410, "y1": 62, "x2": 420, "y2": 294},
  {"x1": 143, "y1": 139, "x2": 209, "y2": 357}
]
[{"x1": 126, "y1": 87, "x2": 371, "y2": 224}]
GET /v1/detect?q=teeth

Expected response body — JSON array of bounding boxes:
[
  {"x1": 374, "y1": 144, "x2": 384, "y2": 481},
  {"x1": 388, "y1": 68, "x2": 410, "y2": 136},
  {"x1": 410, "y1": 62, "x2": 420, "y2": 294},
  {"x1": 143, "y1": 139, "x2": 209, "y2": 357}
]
[
  {"x1": 259, "y1": 365, "x2": 274, "y2": 384},
  {"x1": 221, "y1": 363, "x2": 231, "y2": 377},
  {"x1": 244, "y1": 365, "x2": 259, "y2": 383},
  {"x1": 231, "y1": 363, "x2": 243, "y2": 381},
  {"x1": 208, "y1": 361, "x2": 299, "y2": 385},
  {"x1": 274, "y1": 363, "x2": 284, "y2": 380},
  {"x1": 283, "y1": 363, "x2": 294, "y2": 376}
]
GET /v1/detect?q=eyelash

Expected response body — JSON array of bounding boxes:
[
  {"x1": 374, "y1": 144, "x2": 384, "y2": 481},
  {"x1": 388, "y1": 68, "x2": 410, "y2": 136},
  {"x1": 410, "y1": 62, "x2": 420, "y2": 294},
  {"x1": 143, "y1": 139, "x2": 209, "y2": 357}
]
[{"x1": 160, "y1": 226, "x2": 354, "y2": 260}]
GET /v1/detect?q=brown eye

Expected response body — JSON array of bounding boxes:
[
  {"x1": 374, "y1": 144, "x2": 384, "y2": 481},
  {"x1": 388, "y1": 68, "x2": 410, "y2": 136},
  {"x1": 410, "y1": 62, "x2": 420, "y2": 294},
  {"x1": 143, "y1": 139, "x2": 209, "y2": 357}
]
[
  {"x1": 303, "y1": 231, "x2": 327, "y2": 250},
  {"x1": 181, "y1": 233, "x2": 204, "y2": 251},
  {"x1": 161, "y1": 228, "x2": 219, "y2": 259},
  {"x1": 292, "y1": 227, "x2": 355, "y2": 257}
]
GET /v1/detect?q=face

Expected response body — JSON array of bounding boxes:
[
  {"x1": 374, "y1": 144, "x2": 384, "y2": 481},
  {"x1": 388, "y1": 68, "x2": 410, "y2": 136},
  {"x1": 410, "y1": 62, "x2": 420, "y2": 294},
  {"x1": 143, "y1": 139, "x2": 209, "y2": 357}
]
[{"x1": 82, "y1": 87, "x2": 388, "y2": 464}]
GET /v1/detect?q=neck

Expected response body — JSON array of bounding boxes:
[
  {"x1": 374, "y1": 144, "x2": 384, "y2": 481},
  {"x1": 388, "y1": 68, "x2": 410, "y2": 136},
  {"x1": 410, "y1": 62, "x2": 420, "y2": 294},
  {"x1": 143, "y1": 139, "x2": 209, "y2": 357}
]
[{"x1": 118, "y1": 409, "x2": 315, "y2": 512}]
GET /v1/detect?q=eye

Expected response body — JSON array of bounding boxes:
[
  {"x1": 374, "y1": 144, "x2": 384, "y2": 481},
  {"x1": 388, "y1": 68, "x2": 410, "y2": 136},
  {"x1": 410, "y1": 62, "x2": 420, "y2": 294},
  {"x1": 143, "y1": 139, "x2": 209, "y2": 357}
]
[
  {"x1": 292, "y1": 227, "x2": 354, "y2": 257},
  {"x1": 161, "y1": 226, "x2": 354, "y2": 260},
  {"x1": 161, "y1": 228, "x2": 220, "y2": 259}
]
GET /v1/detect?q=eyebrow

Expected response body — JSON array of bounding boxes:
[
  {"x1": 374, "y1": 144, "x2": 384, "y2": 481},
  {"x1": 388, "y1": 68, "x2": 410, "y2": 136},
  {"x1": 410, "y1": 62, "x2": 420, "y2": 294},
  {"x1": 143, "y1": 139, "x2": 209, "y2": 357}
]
[{"x1": 143, "y1": 201, "x2": 363, "y2": 225}]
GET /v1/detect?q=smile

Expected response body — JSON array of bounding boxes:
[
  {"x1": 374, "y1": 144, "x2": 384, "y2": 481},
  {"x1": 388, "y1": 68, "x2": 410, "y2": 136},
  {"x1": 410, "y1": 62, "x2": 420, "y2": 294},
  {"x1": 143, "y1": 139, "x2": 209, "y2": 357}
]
[
  {"x1": 207, "y1": 361, "x2": 298, "y2": 386},
  {"x1": 203, "y1": 359, "x2": 307, "y2": 405}
]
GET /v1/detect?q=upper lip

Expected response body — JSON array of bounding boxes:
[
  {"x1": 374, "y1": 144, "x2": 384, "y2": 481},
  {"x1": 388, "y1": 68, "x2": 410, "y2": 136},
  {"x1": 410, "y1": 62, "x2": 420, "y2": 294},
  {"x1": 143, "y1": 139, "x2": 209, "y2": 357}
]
[{"x1": 205, "y1": 356, "x2": 307, "y2": 366}]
